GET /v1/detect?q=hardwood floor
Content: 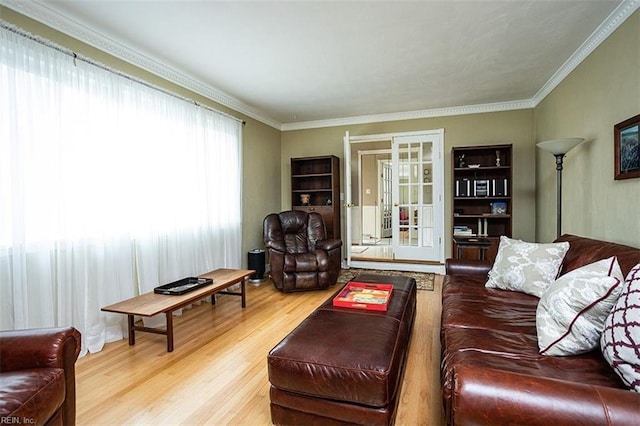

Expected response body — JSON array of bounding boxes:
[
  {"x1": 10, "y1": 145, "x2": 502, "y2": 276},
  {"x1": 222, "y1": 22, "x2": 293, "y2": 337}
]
[{"x1": 76, "y1": 275, "x2": 445, "y2": 425}]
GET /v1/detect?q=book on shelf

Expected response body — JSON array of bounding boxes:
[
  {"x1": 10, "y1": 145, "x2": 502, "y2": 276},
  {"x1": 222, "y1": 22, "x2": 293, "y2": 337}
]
[
  {"x1": 455, "y1": 178, "x2": 471, "y2": 197},
  {"x1": 490, "y1": 178, "x2": 508, "y2": 196},
  {"x1": 454, "y1": 232, "x2": 476, "y2": 237},
  {"x1": 473, "y1": 179, "x2": 489, "y2": 197},
  {"x1": 453, "y1": 225, "x2": 476, "y2": 237},
  {"x1": 456, "y1": 178, "x2": 509, "y2": 197}
]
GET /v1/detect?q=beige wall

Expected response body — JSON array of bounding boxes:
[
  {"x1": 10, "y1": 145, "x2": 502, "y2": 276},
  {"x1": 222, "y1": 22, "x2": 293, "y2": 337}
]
[
  {"x1": 282, "y1": 109, "x2": 535, "y2": 257},
  {"x1": 6, "y1": 4, "x2": 636, "y2": 264},
  {"x1": 534, "y1": 10, "x2": 640, "y2": 246},
  {"x1": 361, "y1": 154, "x2": 379, "y2": 206},
  {"x1": 1, "y1": 7, "x2": 282, "y2": 267},
  {"x1": 360, "y1": 152, "x2": 393, "y2": 207},
  {"x1": 242, "y1": 122, "x2": 282, "y2": 254}
]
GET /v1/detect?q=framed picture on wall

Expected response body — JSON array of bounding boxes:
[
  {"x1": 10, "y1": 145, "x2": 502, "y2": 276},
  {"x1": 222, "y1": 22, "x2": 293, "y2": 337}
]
[{"x1": 614, "y1": 114, "x2": 640, "y2": 180}]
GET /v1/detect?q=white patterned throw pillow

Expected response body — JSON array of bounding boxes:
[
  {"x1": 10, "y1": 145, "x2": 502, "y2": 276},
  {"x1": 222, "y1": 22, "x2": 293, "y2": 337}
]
[
  {"x1": 537, "y1": 256, "x2": 624, "y2": 356},
  {"x1": 601, "y1": 263, "x2": 640, "y2": 391},
  {"x1": 485, "y1": 236, "x2": 569, "y2": 297}
]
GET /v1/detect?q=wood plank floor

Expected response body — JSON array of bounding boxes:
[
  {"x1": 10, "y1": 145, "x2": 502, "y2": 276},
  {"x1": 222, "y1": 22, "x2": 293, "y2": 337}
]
[{"x1": 76, "y1": 275, "x2": 445, "y2": 425}]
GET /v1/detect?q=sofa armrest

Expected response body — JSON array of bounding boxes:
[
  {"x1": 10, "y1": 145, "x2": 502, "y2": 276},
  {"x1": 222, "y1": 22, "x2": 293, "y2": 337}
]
[
  {"x1": 445, "y1": 258, "x2": 492, "y2": 276},
  {"x1": 451, "y1": 365, "x2": 639, "y2": 426},
  {"x1": 0, "y1": 327, "x2": 81, "y2": 425},
  {"x1": 316, "y1": 238, "x2": 342, "y2": 251},
  {"x1": 0, "y1": 326, "x2": 81, "y2": 372}
]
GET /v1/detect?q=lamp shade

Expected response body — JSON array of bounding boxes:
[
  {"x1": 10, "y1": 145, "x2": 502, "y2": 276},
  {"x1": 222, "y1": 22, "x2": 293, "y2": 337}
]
[{"x1": 536, "y1": 138, "x2": 584, "y2": 155}]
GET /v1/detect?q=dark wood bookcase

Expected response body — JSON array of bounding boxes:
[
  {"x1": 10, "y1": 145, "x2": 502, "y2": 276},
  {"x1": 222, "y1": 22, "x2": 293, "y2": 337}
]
[
  {"x1": 291, "y1": 155, "x2": 341, "y2": 240},
  {"x1": 452, "y1": 144, "x2": 512, "y2": 261}
]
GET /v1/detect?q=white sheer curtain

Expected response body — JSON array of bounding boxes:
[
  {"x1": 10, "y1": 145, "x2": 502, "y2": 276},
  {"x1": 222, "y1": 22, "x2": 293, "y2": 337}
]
[{"x1": 0, "y1": 25, "x2": 242, "y2": 356}]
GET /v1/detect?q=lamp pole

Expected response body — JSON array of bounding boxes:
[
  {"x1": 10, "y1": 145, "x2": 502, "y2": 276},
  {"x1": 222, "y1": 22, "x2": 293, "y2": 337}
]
[
  {"x1": 554, "y1": 153, "x2": 564, "y2": 239},
  {"x1": 537, "y1": 138, "x2": 584, "y2": 240}
]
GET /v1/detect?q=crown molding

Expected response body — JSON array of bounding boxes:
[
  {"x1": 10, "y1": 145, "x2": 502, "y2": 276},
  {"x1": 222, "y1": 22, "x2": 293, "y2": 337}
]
[
  {"x1": 284, "y1": 0, "x2": 639, "y2": 131},
  {"x1": 3, "y1": 0, "x2": 283, "y2": 129},
  {"x1": 5, "y1": 0, "x2": 637, "y2": 132},
  {"x1": 532, "y1": 0, "x2": 639, "y2": 106},
  {"x1": 281, "y1": 99, "x2": 535, "y2": 131}
]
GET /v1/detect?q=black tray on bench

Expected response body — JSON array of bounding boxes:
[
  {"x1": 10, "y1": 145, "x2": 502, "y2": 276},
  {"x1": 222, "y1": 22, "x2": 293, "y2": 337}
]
[{"x1": 154, "y1": 277, "x2": 213, "y2": 295}]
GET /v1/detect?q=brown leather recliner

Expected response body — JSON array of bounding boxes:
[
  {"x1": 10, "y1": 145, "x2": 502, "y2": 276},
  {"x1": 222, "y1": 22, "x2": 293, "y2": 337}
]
[{"x1": 264, "y1": 210, "x2": 342, "y2": 292}]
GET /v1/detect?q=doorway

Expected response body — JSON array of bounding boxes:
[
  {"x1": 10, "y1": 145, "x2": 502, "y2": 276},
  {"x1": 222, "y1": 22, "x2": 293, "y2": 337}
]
[
  {"x1": 344, "y1": 130, "x2": 445, "y2": 273},
  {"x1": 356, "y1": 149, "x2": 392, "y2": 245}
]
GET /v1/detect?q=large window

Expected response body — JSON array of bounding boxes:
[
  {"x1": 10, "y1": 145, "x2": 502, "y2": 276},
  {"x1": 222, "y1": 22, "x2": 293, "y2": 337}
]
[{"x1": 0, "y1": 25, "x2": 243, "y2": 355}]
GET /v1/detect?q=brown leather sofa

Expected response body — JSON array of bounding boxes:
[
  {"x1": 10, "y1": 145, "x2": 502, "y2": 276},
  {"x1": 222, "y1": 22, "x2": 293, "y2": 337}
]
[
  {"x1": 0, "y1": 327, "x2": 81, "y2": 426},
  {"x1": 264, "y1": 210, "x2": 342, "y2": 292},
  {"x1": 441, "y1": 234, "x2": 640, "y2": 425}
]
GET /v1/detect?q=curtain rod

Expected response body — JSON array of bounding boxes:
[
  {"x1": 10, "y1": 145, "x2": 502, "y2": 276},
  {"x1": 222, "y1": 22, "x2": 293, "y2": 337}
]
[{"x1": 0, "y1": 20, "x2": 246, "y2": 126}]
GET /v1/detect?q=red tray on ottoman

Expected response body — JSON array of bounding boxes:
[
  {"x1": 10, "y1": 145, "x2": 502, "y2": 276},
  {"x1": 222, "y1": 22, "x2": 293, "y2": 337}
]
[
  {"x1": 267, "y1": 274, "x2": 417, "y2": 425},
  {"x1": 332, "y1": 281, "x2": 393, "y2": 311}
]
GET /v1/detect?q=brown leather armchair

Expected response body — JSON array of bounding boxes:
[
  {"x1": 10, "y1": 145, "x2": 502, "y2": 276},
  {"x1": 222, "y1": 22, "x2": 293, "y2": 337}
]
[
  {"x1": 264, "y1": 210, "x2": 342, "y2": 292},
  {"x1": 0, "y1": 327, "x2": 81, "y2": 426}
]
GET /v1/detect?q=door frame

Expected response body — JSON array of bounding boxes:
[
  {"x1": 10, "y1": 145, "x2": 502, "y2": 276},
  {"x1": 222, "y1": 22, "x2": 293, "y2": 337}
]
[{"x1": 344, "y1": 130, "x2": 445, "y2": 274}]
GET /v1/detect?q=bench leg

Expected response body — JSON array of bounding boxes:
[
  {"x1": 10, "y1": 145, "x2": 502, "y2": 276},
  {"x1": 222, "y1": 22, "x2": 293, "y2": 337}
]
[
  {"x1": 166, "y1": 312, "x2": 174, "y2": 352},
  {"x1": 127, "y1": 315, "x2": 135, "y2": 346}
]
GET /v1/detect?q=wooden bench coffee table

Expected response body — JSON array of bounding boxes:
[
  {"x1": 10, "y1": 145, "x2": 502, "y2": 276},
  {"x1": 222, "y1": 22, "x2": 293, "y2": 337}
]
[{"x1": 102, "y1": 268, "x2": 254, "y2": 352}]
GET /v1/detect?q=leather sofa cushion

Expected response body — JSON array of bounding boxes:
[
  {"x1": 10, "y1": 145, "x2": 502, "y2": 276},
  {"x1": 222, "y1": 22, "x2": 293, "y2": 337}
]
[
  {"x1": 441, "y1": 272, "x2": 489, "y2": 296},
  {"x1": 442, "y1": 327, "x2": 625, "y2": 388},
  {"x1": 0, "y1": 369, "x2": 65, "y2": 424},
  {"x1": 442, "y1": 291, "x2": 538, "y2": 334},
  {"x1": 268, "y1": 275, "x2": 416, "y2": 408},
  {"x1": 442, "y1": 274, "x2": 539, "y2": 335}
]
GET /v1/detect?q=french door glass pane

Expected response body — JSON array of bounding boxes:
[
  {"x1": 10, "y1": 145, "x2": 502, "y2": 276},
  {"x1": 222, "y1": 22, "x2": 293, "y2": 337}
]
[{"x1": 397, "y1": 141, "x2": 434, "y2": 249}]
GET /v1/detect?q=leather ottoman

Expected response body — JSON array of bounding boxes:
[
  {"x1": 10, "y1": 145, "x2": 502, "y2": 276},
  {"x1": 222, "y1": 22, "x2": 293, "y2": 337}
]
[{"x1": 267, "y1": 274, "x2": 417, "y2": 425}]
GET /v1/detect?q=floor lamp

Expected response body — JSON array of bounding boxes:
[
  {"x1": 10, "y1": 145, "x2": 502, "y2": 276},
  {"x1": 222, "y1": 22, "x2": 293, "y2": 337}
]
[{"x1": 537, "y1": 138, "x2": 584, "y2": 238}]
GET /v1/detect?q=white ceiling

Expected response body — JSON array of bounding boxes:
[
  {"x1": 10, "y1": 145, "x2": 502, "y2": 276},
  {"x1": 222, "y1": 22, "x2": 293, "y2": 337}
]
[{"x1": 5, "y1": 1, "x2": 636, "y2": 129}]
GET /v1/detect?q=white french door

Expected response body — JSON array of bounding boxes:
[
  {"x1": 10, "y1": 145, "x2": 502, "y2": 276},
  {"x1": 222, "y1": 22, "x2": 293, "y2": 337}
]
[
  {"x1": 392, "y1": 131, "x2": 444, "y2": 261},
  {"x1": 344, "y1": 129, "x2": 445, "y2": 267}
]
